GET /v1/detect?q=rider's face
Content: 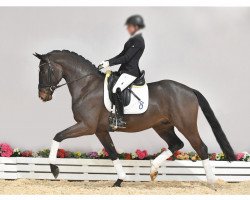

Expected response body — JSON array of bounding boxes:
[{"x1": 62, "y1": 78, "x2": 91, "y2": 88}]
[{"x1": 127, "y1": 24, "x2": 138, "y2": 36}]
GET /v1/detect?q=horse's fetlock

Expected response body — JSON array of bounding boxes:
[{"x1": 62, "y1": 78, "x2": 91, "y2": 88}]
[
  {"x1": 53, "y1": 134, "x2": 64, "y2": 142},
  {"x1": 109, "y1": 153, "x2": 118, "y2": 160},
  {"x1": 169, "y1": 140, "x2": 184, "y2": 153},
  {"x1": 177, "y1": 140, "x2": 184, "y2": 150}
]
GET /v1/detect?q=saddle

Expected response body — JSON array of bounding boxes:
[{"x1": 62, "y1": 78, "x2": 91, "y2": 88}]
[{"x1": 107, "y1": 71, "x2": 146, "y2": 107}]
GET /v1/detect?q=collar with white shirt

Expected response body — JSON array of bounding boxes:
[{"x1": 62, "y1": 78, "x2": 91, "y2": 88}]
[{"x1": 130, "y1": 30, "x2": 142, "y2": 38}]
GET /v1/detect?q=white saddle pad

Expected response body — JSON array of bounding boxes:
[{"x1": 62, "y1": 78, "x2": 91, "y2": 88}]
[{"x1": 104, "y1": 71, "x2": 149, "y2": 114}]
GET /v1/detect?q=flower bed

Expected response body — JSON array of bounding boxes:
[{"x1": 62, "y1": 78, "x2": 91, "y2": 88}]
[{"x1": 0, "y1": 143, "x2": 249, "y2": 161}]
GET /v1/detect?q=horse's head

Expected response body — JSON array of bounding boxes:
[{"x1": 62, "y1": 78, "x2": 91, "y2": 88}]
[{"x1": 34, "y1": 53, "x2": 63, "y2": 102}]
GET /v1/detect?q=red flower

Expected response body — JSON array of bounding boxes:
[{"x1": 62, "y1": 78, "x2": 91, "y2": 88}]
[
  {"x1": 174, "y1": 150, "x2": 181, "y2": 158},
  {"x1": 124, "y1": 153, "x2": 132, "y2": 160},
  {"x1": 167, "y1": 156, "x2": 173, "y2": 160},
  {"x1": 21, "y1": 151, "x2": 33, "y2": 157},
  {"x1": 65, "y1": 151, "x2": 70, "y2": 158},
  {"x1": 161, "y1": 147, "x2": 167, "y2": 152},
  {"x1": 210, "y1": 153, "x2": 216, "y2": 160},
  {"x1": 135, "y1": 149, "x2": 148, "y2": 160},
  {"x1": 57, "y1": 149, "x2": 66, "y2": 158}
]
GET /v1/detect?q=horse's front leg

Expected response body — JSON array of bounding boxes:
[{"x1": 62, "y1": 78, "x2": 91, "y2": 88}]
[
  {"x1": 95, "y1": 130, "x2": 126, "y2": 187},
  {"x1": 49, "y1": 122, "x2": 93, "y2": 178}
]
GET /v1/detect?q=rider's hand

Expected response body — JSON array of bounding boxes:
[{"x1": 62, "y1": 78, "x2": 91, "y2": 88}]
[{"x1": 99, "y1": 61, "x2": 109, "y2": 69}]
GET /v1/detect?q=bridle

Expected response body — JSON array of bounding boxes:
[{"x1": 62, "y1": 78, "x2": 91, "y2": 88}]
[{"x1": 38, "y1": 58, "x2": 97, "y2": 93}]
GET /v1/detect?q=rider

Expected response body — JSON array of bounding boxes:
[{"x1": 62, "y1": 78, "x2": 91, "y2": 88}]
[{"x1": 99, "y1": 14, "x2": 145, "y2": 128}]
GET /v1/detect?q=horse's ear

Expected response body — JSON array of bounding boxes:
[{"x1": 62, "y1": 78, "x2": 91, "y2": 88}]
[{"x1": 33, "y1": 52, "x2": 44, "y2": 60}]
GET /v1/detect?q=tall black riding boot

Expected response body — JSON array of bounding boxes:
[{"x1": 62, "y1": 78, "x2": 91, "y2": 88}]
[{"x1": 113, "y1": 88, "x2": 126, "y2": 129}]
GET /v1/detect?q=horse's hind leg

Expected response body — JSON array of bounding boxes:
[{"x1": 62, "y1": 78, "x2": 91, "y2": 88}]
[
  {"x1": 95, "y1": 130, "x2": 126, "y2": 187},
  {"x1": 177, "y1": 124, "x2": 217, "y2": 185},
  {"x1": 171, "y1": 92, "x2": 217, "y2": 185},
  {"x1": 154, "y1": 124, "x2": 184, "y2": 153},
  {"x1": 150, "y1": 123, "x2": 184, "y2": 181}
]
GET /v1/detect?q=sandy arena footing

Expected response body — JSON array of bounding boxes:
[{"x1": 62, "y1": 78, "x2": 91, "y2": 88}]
[{"x1": 0, "y1": 179, "x2": 250, "y2": 195}]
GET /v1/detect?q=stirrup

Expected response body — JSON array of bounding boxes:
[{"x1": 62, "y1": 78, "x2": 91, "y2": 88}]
[{"x1": 109, "y1": 116, "x2": 126, "y2": 130}]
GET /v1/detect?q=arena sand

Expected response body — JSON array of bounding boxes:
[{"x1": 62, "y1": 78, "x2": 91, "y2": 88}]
[{"x1": 0, "y1": 179, "x2": 249, "y2": 195}]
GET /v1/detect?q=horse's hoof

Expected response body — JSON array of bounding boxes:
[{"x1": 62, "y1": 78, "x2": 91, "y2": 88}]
[
  {"x1": 208, "y1": 184, "x2": 217, "y2": 191},
  {"x1": 50, "y1": 164, "x2": 59, "y2": 179},
  {"x1": 112, "y1": 179, "x2": 123, "y2": 187},
  {"x1": 150, "y1": 171, "x2": 158, "y2": 181},
  {"x1": 207, "y1": 177, "x2": 218, "y2": 190}
]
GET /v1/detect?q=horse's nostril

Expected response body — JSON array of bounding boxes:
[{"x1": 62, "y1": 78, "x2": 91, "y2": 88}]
[{"x1": 38, "y1": 89, "x2": 52, "y2": 102}]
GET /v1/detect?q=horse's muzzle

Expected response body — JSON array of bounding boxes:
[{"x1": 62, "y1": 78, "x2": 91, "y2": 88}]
[{"x1": 39, "y1": 89, "x2": 53, "y2": 102}]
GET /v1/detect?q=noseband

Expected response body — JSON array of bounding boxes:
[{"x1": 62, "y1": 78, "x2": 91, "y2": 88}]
[{"x1": 38, "y1": 58, "x2": 96, "y2": 93}]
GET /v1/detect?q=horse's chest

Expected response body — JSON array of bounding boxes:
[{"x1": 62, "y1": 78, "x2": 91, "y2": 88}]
[{"x1": 71, "y1": 103, "x2": 83, "y2": 122}]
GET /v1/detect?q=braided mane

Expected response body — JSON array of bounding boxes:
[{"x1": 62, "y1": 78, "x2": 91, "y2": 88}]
[
  {"x1": 50, "y1": 50, "x2": 95, "y2": 66},
  {"x1": 47, "y1": 50, "x2": 104, "y2": 76}
]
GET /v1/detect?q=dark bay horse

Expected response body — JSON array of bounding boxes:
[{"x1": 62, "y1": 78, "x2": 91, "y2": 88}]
[{"x1": 34, "y1": 50, "x2": 235, "y2": 187}]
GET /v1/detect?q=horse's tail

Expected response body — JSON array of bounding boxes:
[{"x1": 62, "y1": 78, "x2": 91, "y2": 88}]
[{"x1": 192, "y1": 89, "x2": 236, "y2": 161}]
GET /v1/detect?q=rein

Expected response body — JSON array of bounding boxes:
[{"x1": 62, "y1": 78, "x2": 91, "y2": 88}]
[{"x1": 38, "y1": 58, "x2": 97, "y2": 92}]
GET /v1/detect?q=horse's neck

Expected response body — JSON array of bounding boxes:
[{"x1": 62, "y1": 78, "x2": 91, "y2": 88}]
[
  {"x1": 66, "y1": 76, "x2": 99, "y2": 101},
  {"x1": 62, "y1": 63, "x2": 103, "y2": 101}
]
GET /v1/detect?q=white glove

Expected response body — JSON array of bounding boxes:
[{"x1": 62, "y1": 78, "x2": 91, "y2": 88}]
[{"x1": 99, "y1": 61, "x2": 110, "y2": 69}]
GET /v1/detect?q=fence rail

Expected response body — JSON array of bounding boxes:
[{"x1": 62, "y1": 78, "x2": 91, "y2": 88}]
[{"x1": 1, "y1": 157, "x2": 250, "y2": 182}]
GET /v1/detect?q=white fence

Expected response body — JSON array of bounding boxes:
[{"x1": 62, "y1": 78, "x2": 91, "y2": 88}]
[{"x1": 1, "y1": 157, "x2": 250, "y2": 182}]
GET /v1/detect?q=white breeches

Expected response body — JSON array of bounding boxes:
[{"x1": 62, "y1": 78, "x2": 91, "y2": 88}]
[{"x1": 112, "y1": 73, "x2": 137, "y2": 93}]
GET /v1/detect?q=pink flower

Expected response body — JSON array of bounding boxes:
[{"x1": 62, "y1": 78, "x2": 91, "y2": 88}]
[
  {"x1": 102, "y1": 148, "x2": 109, "y2": 157},
  {"x1": 236, "y1": 153, "x2": 245, "y2": 161},
  {"x1": 135, "y1": 149, "x2": 148, "y2": 160},
  {"x1": 0, "y1": 143, "x2": 13, "y2": 157}
]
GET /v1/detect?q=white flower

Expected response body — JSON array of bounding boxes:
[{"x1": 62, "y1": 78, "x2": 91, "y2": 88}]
[
  {"x1": 242, "y1": 152, "x2": 249, "y2": 159},
  {"x1": 215, "y1": 154, "x2": 221, "y2": 160},
  {"x1": 131, "y1": 152, "x2": 137, "y2": 159},
  {"x1": 97, "y1": 149, "x2": 103, "y2": 156},
  {"x1": 13, "y1": 148, "x2": 21, "y2": 155},
  {"x1": 32, "y1": 152, "x2": 38, "y2": 157}
]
